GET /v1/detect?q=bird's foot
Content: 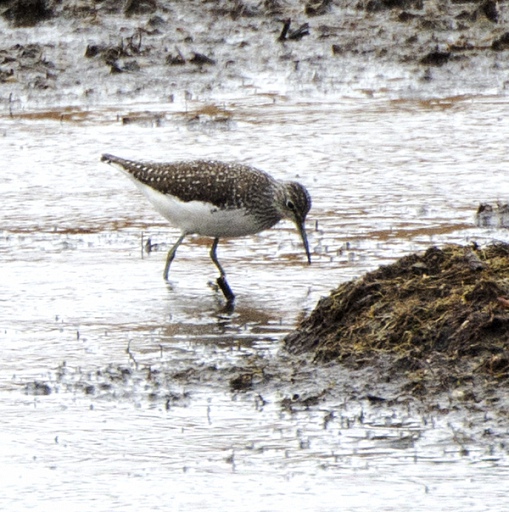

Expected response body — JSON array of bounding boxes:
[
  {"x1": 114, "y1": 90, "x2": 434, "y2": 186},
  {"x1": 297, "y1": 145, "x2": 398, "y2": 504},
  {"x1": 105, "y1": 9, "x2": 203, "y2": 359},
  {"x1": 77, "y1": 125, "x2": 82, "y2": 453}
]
[
  {"x1": 216, "y1": 275, "x2": 235, "y2": 308},
  {"x1": 163, "y1": 279, "x2": 176, "y2": 291}
]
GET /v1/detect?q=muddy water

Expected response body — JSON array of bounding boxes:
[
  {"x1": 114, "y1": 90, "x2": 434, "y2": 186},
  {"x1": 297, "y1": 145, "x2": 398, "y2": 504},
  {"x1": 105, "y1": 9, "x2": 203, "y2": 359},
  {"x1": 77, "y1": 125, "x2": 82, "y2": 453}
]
[{"x1": 2, "y1": 94, "x2": 509, "y2": 511}]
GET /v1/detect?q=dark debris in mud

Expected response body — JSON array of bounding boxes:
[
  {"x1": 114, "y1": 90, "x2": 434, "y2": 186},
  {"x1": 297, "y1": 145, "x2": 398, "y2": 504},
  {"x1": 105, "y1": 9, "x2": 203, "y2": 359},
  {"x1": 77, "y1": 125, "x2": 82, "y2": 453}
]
[
  {"x1": 24, "y1": 380, "x2": 52, "y2": 395},
  {"x1": 84, "y1": 29, "x2": 152, "y2": 74},
  {"x1": 0, "y1": 43, "x2": 56, "y2": 89},
  {"x1": 1, "y1": 0, "x2": 52, "y2": 27},
  {"x1": 22, "y1": 342, "x2": 344, "y2": 418},
  {"x1": 285, "y1": 244, "x2": 509, "y2": 396},
  {"x1": 0, "y1": 0, "x2": 508, "y2": 103},
  {"x1": 25, "y1": 360, "x2": 193, "y2": 408},
  {"x1": 476, "y1": 201, "x2": 509, "y2": 228}
]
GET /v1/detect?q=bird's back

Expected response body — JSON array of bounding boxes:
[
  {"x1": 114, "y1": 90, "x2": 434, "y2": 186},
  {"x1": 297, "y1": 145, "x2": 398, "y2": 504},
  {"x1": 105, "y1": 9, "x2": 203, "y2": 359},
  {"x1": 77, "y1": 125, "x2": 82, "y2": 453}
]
[
  {"x1": 101, "y1": 154, "x2": 285, "y2": 236},
  {"x1": 102, "y1": 154, "x2": 277, "y2": 210}
]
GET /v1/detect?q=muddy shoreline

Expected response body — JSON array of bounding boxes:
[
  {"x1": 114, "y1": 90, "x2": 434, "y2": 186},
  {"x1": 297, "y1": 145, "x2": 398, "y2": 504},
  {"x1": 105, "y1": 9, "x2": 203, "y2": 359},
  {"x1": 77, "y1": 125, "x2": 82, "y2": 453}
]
[
  {"x1": 1, "y1": 0, "x2": 509, "y2": 109},
  {"x1": 3, "y1": 5, "x2": 509, "y2": 508},
  {"x1": 6, "y1": 0, "x2": 509, "y2": 409}
]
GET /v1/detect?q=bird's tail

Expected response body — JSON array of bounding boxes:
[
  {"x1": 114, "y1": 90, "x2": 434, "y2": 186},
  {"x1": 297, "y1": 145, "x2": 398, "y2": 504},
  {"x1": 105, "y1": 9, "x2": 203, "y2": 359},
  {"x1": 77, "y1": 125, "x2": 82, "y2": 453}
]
[
  {"x1": 101, "y1": 153, "x2": 140, "y2": 175},
  {"x1": 101, "y1": 153, "x2": 123, "y2": 165}
]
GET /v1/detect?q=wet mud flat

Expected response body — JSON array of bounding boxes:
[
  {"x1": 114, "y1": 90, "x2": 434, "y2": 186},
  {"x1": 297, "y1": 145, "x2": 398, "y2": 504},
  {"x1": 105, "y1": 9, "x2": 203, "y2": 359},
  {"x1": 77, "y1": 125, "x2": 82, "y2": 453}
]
[
  {"x1": 1, "y1": 0, "x2": 509, "y2": 106},
  {"x1": 3, "y1": 2, "x2": 509, "y2": 510}
]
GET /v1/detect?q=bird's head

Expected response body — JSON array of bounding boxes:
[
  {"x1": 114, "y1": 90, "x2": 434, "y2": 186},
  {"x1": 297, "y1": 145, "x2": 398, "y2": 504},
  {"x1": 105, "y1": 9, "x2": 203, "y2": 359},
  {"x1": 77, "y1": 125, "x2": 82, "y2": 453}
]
[{"x1": 281, "y1": 181, "x2": 312, "y2": 264}]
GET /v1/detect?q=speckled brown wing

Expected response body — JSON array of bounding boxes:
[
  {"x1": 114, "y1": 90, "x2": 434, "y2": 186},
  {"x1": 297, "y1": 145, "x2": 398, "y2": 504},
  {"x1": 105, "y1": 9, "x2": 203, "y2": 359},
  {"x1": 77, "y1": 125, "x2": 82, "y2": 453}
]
[{"x1": 101, "y1": 154, "x2": 278, "y2": 212}]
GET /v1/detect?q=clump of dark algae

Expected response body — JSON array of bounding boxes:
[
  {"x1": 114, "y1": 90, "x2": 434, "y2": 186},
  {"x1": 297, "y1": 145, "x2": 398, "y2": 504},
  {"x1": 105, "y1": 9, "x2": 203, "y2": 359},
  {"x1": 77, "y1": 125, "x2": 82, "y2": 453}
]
[{"x1": 285, "y1": 244, "x2": 509, "y2": 396}]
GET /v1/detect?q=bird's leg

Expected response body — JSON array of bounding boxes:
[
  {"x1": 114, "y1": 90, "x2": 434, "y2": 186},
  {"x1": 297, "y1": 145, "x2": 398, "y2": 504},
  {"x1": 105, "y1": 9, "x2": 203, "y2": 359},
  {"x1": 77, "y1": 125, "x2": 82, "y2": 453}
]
[
  {"x1": 163, "y1": 233, "x2": 186, "y2": 281},
  {"x1": 210, "y1": 237, "x2": 227, "y2": 275},
  {"x1": 210, "y1": 238, "x2": 235, "y2": 305}
]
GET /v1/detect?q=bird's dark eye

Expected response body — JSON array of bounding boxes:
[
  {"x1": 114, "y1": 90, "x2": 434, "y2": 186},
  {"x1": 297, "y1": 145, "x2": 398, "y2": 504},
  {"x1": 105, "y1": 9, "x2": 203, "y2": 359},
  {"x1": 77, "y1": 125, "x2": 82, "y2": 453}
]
[{"x1": 286, "y1": 200, "x2": 295, "y2": 210}]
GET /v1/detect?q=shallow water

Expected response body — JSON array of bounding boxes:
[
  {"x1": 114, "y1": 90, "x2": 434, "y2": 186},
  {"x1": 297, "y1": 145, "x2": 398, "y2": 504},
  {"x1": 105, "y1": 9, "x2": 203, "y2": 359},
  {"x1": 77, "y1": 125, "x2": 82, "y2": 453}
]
[{"x1": 3, "y1": 93, "x2": 509, "y2": 510}]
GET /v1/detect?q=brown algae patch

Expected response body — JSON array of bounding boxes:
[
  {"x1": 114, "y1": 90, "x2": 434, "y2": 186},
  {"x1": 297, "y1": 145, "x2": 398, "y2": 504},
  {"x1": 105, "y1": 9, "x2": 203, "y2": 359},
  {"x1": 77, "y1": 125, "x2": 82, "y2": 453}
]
[{"x1": 285, "y1": 244, "x2": 509, "y2": 394}]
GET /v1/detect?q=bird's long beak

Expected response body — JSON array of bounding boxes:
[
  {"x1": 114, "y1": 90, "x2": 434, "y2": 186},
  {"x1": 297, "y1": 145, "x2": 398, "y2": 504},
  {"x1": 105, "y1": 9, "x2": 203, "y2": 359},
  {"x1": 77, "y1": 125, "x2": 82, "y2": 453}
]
[{"x1": 298, "y1": 221, "x2": 311, "y2": 264}]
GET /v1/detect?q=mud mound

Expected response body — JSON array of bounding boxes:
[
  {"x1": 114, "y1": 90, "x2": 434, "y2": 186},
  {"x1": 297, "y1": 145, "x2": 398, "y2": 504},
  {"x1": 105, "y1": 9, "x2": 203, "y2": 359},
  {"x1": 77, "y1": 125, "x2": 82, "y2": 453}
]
[{"x1": 285, "y1": 244, "x2": 509, "y2": 392}]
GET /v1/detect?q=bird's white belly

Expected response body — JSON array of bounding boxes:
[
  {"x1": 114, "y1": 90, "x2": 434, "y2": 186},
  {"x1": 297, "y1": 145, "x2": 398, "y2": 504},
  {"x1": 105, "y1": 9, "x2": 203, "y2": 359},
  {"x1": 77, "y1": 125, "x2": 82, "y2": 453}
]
[{"x1": 133, "y1": 180, "x2": 260, "y2": 237}]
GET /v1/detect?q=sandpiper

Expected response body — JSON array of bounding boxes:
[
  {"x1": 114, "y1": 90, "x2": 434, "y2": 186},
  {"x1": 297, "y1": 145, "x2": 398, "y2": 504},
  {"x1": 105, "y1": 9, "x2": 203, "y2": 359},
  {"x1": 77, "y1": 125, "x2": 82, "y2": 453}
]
[{"x1": 101, "y1": 153, "x2": 312, "y2": 305}]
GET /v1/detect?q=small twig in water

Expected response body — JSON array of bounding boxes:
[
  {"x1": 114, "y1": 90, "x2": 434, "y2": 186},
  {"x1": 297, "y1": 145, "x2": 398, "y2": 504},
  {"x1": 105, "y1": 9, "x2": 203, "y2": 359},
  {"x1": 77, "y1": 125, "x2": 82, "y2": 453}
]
[{"x1": 126, "y1": 340, "x2": 138, "y2": 368}]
